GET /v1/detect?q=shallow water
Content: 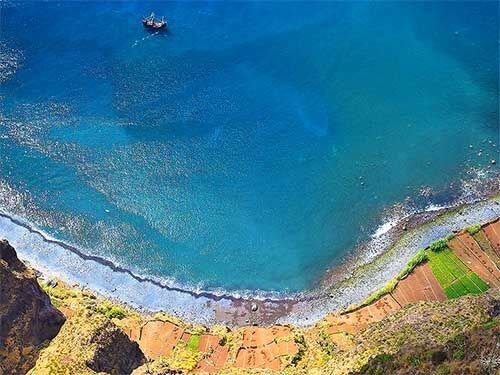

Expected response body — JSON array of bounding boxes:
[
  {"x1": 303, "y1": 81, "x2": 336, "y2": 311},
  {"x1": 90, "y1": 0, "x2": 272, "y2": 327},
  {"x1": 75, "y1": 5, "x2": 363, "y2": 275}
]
[{"x1": 0, "y1": 1, "x2": 498, "y2": 294}]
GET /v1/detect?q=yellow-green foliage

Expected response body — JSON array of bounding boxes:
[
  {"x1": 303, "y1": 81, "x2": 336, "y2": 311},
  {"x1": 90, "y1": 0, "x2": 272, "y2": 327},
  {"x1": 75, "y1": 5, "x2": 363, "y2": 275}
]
[
  {"x1": 187, "y1": 334, "x2": 201, "y2": 351},
  {"x1": 185, "y1": 324, "x2": 207, "y2": 336},
  {"x1": 396, "y1": 250, "x2": 428, "y2": 280},
  {"x1": 27, "y1": 312, "x2": 108, "y2": 375},
  {"x1": 41, "y1": 283, "x2": 77, "y2": 301},
  {"x1": 29, "y1": 356, "x2": 94, "y2": 375},
  {"x1": 95, "y1": 301, "x2": 127, "y2": 320},
  {"x1": 320, "y1": 292, "x2": 496, "y2": 374},
  {"x1": 362, "y1": 278, "x2": 399, "y2": 306},
  {"x1": 152, "y1": 312, "x2": 185, "y2": 327},
  {"x1": 161, "y1": 342, "x2": 203, "y2": 371},
  {"x1": 465, "y1": 224, "x2": 481, "y2": 235}
]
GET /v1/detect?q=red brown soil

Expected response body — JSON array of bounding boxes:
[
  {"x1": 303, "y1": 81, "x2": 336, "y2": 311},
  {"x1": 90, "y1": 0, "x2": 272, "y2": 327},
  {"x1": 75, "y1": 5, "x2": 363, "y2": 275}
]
[
  {"x1": 472, "y1": 230, "x2": 500, "y2": 267},
  {"x1": 326, "y1": 294, "x2": 401, "y2": 335},
  {"x1": 233, "y1": 325, "x2": 297, "y2": 371},
  {"x1": 196, "y1": 336, "x2": 230, "y2": 373},
  {"x1": 390, "y1": 263, "x2": 447, "y2": 305},
  {"x1": 448, "y1": 232, "x2": 500, "y2": 288},
  {"x1": 137, "y1": 320, "x2": 185, "y2": 358},
  {"x1": 326, "y1": 263, "x2": 446, "y2": 336},
  {"x1": 482, "y1": 219, "x2": 500, "y2": 257}
]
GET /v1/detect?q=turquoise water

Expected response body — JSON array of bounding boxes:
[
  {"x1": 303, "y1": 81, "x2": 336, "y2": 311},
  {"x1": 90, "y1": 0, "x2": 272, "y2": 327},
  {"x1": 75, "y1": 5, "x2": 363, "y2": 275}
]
[{"x1": 0, "y1": 1, "x2": 498, "y2": 294}]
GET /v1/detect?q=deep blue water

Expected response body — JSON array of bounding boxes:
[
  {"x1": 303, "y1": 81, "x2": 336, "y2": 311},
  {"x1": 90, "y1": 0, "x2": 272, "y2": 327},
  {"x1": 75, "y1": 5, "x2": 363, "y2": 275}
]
[{"x1": 0, "y1": 1, "x2": 498, "y2": 294}]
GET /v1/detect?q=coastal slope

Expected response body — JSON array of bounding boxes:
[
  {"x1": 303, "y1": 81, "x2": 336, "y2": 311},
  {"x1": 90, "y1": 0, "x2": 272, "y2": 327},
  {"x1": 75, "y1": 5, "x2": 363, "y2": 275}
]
[{"x1": 0, "y1": 218, "x2": 499, "y2": 374}]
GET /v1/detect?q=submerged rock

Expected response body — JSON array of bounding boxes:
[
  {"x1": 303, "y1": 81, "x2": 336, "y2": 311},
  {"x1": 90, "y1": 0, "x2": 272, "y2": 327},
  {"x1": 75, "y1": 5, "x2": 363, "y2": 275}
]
[{"x1": 0, "y1": 239, "x2": 66, "y2": 375}]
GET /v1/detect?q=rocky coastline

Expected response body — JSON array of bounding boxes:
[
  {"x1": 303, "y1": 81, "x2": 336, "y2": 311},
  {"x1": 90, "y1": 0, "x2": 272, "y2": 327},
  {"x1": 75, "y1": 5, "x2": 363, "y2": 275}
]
[
  {"x1": 1, "y1": 215, "x2": 499, "y2": 373},
  {"x1": 1, "y1": 192, "x2": 499, "y2": 329}
]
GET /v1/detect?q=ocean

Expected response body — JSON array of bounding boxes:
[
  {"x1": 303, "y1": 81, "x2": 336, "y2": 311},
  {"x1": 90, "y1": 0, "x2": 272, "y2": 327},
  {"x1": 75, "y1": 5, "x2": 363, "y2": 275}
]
[{"x1": 0, "y1": 1, "x2": 498, "y2": 296}]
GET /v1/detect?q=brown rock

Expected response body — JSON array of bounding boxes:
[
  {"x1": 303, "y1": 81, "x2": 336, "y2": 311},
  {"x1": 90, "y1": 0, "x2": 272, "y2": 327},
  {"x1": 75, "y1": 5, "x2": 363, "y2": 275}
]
[
  {"x1": 29, "y1": 311, "x2": 145, "y2": 374},
  {"x1": 0, "y1": 239, "x2": 65, "y2": 374}
]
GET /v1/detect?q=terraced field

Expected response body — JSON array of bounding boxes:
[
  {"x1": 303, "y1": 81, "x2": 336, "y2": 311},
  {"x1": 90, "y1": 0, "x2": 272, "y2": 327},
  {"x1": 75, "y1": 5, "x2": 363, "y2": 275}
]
[
  {"x1": 426, "y1": 247, "x2": 489, "y2": 299},
  {"x1": 35, "y1": 218, "x2": 500, "y2": 373}
]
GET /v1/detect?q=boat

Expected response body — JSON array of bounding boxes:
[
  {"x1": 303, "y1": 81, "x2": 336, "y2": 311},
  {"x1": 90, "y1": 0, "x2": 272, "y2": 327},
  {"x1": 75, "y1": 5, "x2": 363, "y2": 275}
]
[{"x1": 142, "y1": 12, "x2": 167, "y2": 30}]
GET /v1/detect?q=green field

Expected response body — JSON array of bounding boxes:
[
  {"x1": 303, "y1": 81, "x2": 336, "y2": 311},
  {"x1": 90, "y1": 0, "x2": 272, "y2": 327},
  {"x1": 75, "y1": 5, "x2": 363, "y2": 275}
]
[{"x1": 426, "y1": 247, "x2": 489, "y2": 299}]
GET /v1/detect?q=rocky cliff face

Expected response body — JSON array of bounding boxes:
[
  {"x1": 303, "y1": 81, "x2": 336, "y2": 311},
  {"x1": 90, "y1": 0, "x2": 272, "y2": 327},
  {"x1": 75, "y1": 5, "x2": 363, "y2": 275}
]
[
  {"x1": 0, "y1": 240, "x2": 146, "y2": 375},
  {"x1": 28, "y1": 311, "x2": 146, "y2": 375},
  {"x1": 0, "y1": 239, "x2": 66, "y2": 374}
]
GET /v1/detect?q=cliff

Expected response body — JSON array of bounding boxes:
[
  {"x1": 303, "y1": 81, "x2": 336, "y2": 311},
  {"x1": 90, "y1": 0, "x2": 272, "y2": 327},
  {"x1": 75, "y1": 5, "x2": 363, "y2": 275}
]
[
  {"x1": 0, "y1": 240, "x2": 145, "y2": 375},
  {"x1": 0, "y1": 240, "x2": 65, "y2": 374}
]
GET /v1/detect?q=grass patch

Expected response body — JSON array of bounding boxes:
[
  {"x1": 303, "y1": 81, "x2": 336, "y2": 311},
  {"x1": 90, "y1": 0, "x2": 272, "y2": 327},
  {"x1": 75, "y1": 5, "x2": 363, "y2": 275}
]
[
  {"x1": 362, "y1": 278, "x2": 398, "y2": 306},
  {"x1": 187, "y1": 334, "x2": 200, "y2": 352},
  {"x1": 163, "y1": 342, "x2": 203, "y2": 371},
  {"x1": 41, "y1": 283, "x2": 77, "y2": 300},
  {"x1": 426, "y1": 247, "x2": 488, "y2": 299}
]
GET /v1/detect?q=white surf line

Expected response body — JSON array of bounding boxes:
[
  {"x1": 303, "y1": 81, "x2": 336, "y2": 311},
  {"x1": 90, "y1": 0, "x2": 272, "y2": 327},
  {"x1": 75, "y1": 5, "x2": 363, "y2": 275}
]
[{"x1": 280, "y1": 197, "x2": 500, "y2": 326}]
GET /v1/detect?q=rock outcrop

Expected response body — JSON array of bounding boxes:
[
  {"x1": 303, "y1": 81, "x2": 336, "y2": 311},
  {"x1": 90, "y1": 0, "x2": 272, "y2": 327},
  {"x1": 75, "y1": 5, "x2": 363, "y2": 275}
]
[
  {"x1": 28, "y1": 311, "x2": 146, "y2": 374},
  {"x1": 0, "y1": 239, "x2": 66, "y2": 374}
]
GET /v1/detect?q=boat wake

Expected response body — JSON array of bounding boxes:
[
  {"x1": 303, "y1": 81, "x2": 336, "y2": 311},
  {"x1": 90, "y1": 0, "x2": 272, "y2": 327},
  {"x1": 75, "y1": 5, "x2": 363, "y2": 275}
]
[{"x1": 132, "y1": 30, "x2": 161, "y2": 48}]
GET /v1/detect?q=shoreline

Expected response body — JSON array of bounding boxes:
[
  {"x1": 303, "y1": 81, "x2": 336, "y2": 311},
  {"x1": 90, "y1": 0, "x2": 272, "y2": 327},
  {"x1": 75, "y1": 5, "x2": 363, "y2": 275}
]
[{"x1": 0, "y1": 189, "x2": 499, "y2": 327}]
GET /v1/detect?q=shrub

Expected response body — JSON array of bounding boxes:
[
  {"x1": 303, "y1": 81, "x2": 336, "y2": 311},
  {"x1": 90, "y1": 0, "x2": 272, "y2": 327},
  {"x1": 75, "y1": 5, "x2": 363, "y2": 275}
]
[
  {"x1": 452, "y1": 348, "x2": 465, "y2": 360},
  {"x1": 397, "y1": 250, "x2": 428, "y2": 280},
  {"x1": 316, "y1": 330, "x2": 336, "y2": 356},
  {"x1": 291, "y1": 335, "x2": 306, "y2": 366},
  {"x1": 429, "y1": 238, "x2": 448, "y2": 252},
  {"x1": 165, "y1": 343, "x2": 203, "y2": 371},
  {"x1": 409, "y1": 355, "x2": 421, "y2": 366},
  {"x1": 96, "y1": 302, "x2": 127, "y2": 320},
  {"x1": 465, "y1": 224, "x2": 481, "y2": 236},
  {"x1": 361, "y1": 250, "x2": 428, "y2": 307},
  {"x1": 105, "y1": 306, "x2": 126, "y2": 320},
  {"x1": 375, "y1": 353, "x2": 393, "y2": 363}
]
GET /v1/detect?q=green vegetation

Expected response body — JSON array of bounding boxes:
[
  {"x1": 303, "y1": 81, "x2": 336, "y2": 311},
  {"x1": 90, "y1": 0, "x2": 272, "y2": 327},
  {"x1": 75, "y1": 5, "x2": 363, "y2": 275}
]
[
  {"x1": 429, "y1": 238, "x2": 448, "y2": 252},
  {"x1": 291, "y1": 334, "x2": 306, "y2": 366},
  {"x1": 374, "y1": 353, "x2": 394, "y2": 363},
  {"x1": 187, "y1": 334, "x2": 201, "y2": 351},
  {"x1": 41, "y1": 282, "x2": 77, "y2": 300},
  {"x1": 426, "y1": 247, "x2": 488, "y2": 299},
  {"x1": 96, "y1": 301, "x2": 127, "y2": 320},
  {"x1": 465, "y1": 224, "x2": 481, "y2": 235},
  {"x1": 158, "y1": 343, "x2": 203, "y2": 372},
  {"x1": 316, "y1": 330, "x2": 336, "y2": 357},
  {"x1": 362, "y1": 279, "x2": 398, "y2": 306},
  {"x1": 481, "y1": 318, "x2": 498, "y2": 330},
  {"x1": 396, "y1": 249, "x2": 428, "y2": 280}
]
